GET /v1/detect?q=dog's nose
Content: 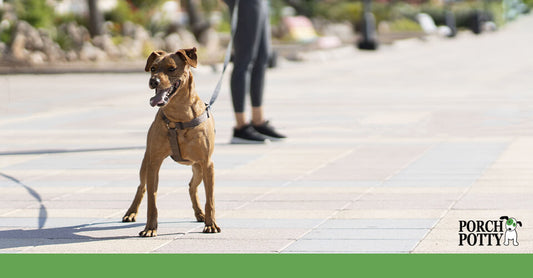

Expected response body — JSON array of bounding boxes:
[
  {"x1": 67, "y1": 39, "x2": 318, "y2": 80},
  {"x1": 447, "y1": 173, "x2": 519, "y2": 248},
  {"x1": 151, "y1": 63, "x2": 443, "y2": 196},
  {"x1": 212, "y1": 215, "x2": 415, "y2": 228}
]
[{"x1": 149, "y1": 77, "x2": 160, "y2": 89}]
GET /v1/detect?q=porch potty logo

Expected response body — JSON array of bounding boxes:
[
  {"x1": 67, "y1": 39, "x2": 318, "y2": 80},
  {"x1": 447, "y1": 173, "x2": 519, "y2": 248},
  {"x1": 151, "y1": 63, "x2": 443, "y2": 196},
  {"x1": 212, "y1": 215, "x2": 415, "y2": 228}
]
[{"x1": 458, "y1": 216, "x2": 523, "y2": 246}]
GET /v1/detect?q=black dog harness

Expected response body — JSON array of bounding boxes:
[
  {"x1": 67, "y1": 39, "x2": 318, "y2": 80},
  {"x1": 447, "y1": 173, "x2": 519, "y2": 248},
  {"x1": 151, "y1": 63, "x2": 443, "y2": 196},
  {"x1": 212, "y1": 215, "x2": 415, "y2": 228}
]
[{"x1": 161, "y1": 104, "x2": 211, "y2": 163}]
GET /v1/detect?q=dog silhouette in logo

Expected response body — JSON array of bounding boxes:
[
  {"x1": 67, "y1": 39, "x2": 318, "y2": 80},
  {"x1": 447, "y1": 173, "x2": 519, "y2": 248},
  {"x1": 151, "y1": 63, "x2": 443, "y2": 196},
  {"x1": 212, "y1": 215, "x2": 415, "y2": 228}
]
[{"x1": 500, "y1": 216, "x2": 522, "y2": 246}]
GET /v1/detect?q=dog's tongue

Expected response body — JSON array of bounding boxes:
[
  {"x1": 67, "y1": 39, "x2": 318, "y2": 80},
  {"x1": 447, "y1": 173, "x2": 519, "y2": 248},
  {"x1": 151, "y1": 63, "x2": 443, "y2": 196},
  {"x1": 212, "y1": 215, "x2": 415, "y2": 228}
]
[{"x1": 150, "y1": 90, "x2": 168, "y2": 107}]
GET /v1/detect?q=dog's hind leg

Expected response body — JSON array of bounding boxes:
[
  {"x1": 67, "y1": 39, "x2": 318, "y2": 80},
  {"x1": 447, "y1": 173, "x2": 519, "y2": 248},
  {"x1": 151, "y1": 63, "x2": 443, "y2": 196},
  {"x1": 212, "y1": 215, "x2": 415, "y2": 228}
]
[
  {"x1": 122, "y1": 155, "x2": 148, "y2": 222},
  {"x1": 202, "y1": 160, "x2": 221, "y2": 233},
  {"x1": 189, "y1": 163, "x2": 205, "y2": 222}
]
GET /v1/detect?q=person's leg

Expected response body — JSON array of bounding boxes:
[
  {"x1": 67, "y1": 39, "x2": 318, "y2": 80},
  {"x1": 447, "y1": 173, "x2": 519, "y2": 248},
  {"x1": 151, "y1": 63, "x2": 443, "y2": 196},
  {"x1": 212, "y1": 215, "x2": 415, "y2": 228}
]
[
  {"x1": 228, "y1": 0, "x2": 263, "y2": 128},
  {"x1": 248, "y1": 2, "x2": 286, "y2": 140},
  {"x1": 250, "y1": 0, "x2": 270, "y2": 126},
  {"x1": 227, "y1": 0, "x2": 269, "y2": 143}
]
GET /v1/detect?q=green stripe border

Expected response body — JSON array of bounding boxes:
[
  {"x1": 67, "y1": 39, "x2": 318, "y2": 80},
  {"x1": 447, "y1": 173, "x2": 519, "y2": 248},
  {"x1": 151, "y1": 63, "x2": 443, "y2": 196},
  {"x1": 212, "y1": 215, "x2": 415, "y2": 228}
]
[{"x1": 1, "y1": 254, "x2": 531, "y2": 277}]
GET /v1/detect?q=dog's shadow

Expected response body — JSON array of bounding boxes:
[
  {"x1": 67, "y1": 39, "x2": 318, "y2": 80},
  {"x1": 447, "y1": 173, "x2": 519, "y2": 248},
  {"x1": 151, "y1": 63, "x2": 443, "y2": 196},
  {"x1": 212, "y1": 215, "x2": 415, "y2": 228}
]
[{"x1": 0, "y1": 220, "x2": 195, "y2": 251}]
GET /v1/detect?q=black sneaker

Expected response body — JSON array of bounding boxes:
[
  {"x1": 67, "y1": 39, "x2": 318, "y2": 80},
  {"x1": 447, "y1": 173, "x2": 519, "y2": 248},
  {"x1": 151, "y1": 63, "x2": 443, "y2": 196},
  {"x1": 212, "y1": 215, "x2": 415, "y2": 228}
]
[
  {"x1": 231, "y1": 124, "x2": 270, "y2": 144},
  {"x1": 253, "y1": 121, "x2": 286, "y2": 141}
]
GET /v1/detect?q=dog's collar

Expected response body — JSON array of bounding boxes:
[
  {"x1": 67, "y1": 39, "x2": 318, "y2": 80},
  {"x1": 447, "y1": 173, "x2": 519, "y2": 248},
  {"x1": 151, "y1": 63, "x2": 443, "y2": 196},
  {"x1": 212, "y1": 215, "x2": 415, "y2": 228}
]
[{"x1": 161, "y1": 104, "x2": 210, "y2": 130}]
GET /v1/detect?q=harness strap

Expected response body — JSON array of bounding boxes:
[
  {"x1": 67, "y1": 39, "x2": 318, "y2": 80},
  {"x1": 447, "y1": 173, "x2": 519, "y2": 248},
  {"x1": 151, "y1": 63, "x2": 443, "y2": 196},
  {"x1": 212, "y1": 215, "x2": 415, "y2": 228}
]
[{"x1": 162, "y1": 105, "x2": 211, "y2": 163}]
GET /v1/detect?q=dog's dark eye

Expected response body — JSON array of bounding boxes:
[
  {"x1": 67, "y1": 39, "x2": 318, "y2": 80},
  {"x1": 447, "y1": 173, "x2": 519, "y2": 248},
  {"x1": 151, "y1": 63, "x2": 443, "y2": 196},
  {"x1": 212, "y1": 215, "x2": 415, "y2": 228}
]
[
  {"x1": 168, "y1": 67, "x2": 176, "y2": 72},
  {"x1": 150, "y1": 66, "x2": 156, "y2": 72}
]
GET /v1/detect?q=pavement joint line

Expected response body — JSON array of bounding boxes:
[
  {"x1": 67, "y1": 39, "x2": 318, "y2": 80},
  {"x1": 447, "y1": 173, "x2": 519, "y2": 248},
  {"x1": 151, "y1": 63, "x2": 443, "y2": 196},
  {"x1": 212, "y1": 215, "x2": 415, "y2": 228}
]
[
  {"x1": 409, "y1": 141, "x2": 511, "y2": 253},
  {"x1": 148, "y1": 147, "x2": 359, "y2": 252},
  {"x1": 277, "y1": 186, "x2": 376, "y2": 253},
  {"x1": 0, "y1": 106, "x2": 97, "y2": 126},
  {"x1": 2, "y1": 15, "x2": 533, "y2": 253},
  {"x1": 232, "y1": 147, "x2": 358, "y2": 211},
  {"x1": 99, "y1": 180, "x2": 187, "y2": 223},
  {"x1": 378, "y1": 142, "x2": 438, "y2": 186}
]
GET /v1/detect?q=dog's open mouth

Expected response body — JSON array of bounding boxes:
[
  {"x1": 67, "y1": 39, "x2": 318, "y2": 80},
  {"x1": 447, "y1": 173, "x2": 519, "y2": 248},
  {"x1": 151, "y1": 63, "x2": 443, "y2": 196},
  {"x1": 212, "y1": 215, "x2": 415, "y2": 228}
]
[{"x1": 150, "y1": 80, "x2": 181, "y2": 107}]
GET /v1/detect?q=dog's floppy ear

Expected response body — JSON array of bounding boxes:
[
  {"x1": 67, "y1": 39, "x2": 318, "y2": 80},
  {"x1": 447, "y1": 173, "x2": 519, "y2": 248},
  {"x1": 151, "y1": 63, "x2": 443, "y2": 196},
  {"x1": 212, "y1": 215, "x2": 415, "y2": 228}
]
[
  {"x1": 145, "y1": 50, "x2": 166, "y2": 72},
  {"x1": 517, "y1": 221, "x2": 522, "y2": 227},
  {"x1": 500, "y1": 216, "x2": 509, "y2": 221},
  {"x1": 176, "y1": 47, "x2": 198, "y2": 68}
]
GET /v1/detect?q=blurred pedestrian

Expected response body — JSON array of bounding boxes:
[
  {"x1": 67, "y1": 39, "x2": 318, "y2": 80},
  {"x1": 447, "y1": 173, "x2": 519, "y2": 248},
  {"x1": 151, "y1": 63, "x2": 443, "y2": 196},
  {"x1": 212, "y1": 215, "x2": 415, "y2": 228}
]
[{"x1": 224, "y1": 0, "x2": 286, "y2": 144}]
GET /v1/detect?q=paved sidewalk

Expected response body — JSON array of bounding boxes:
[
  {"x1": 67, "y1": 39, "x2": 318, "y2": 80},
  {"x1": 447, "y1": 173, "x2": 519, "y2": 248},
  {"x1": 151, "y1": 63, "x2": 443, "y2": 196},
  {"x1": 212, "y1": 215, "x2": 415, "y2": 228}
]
[{"x1": 1, "y1": 15, "x2": 533, "y2": 253}]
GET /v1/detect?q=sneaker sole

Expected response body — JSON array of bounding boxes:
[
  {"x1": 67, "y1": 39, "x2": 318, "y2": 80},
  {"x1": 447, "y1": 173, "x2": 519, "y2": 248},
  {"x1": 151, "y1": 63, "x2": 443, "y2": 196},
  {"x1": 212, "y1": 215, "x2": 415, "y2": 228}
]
[
  {"x1": 262, "y1": 135, "x2": 286, "y2": 142},
  {"x1": 230, "y1": 137, "x2": 271, "y2": 144}
]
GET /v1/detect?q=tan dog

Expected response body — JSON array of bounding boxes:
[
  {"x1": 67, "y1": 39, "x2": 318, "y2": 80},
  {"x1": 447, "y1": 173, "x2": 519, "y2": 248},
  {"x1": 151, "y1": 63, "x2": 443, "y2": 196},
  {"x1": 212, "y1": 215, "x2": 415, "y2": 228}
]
[{"x1": 122, "y1": 47, "x2": 220, "y2": 237}]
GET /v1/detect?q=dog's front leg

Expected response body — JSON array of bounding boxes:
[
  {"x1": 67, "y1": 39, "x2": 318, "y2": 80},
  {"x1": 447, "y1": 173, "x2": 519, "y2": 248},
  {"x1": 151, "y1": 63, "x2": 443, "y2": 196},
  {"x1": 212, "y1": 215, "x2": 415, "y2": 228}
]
[
  {"x1": 123, "y1": 155, "x2": 148, "y2": 222},
  {"x1": 202, "y1": 160, "x2": 220, "y2": 233},
  {"x1": 139, "y1": 157, "x2": 164, "y2": 237}
]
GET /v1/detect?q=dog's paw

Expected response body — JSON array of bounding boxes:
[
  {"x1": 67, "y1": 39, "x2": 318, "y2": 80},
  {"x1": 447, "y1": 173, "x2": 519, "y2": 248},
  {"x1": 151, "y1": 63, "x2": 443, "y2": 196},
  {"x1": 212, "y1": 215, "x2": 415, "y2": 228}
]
[
  {"x1": 195, "y1": 212, "x2": 205, "y2": 222},
  {"x1": 203, "y1": 223, "x2": 221, "y2": 233},
  {"x1": 139, "y1": 229, "x2": 157, "y2": 237},
  {"x1": 122, "y1": 212, "x2": 137, "y2": 222}
]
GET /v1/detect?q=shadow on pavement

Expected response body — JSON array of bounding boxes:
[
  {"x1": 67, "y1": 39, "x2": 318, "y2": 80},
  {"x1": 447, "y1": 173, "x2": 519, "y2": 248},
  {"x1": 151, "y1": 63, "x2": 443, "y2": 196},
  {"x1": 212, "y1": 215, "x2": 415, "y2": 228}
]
[{"x1": 0, "y1": 220, "x2": 193, "y2": 251}]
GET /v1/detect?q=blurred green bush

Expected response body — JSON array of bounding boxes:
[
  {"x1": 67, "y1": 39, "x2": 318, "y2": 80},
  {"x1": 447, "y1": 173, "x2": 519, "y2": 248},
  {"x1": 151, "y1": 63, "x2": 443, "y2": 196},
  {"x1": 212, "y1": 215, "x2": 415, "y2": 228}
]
[{"x1": 13, "y1": 0, "x2": 55, "y2": 29}]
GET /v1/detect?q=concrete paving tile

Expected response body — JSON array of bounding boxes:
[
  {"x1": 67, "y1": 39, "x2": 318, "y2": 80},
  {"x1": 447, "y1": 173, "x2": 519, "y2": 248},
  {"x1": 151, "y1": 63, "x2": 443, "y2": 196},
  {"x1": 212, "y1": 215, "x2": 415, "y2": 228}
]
[
  {"x1": 214, "y1": 180, "x2": 287, "y2": 187},
  {"x1": 0, "y1": 155, "x2": 45, "y2": 169},
  {"x1": 6, "y1": 208, "x2": 121, "y2": 218},
  {"x1": 0, "y1": 217, "x2": 102, "y2": 229},
  {"x1": 0, "y1": 223, "x2": 145, "y2": 240},
  {"x1": 318, "y1": 219, "x2": 438, "y2": 229},
  {"x1": 303, "y1": 228, "x2": 429, "y2": 240},
  {"x1": 289, "y1": 181, "x2": 381, "y2": 187},
  {"x1": 348, "y1": 199, "x2": 454, "y2": 209},
  {"x1": 181, "y1": 228, "x2": 309, "y2": 240},
  {"x1": 468, "y1": 185, "x2": 533, "y2": 194},
  {"x1": 0, "y1": 193, "x2": 46, "y2": 202},
  {"x1": 382, "y1": 179, "x2": 475, "y2": 187},
  {"x1": 306, "y1": 144, "x2": 430, "y2": 181},
  {"x1": 0, "y1": 239, "x2": 37, "y2": 253},
  {"x1": 383, "y1": 142, "x2": 507, "y2": 188},
  {"x1": 258, "y1": 193, "x2": 362, "y2": 202},
  {"x1": 443, "y1": 209, "x2": 533, "y2": 220},
  {"x1": 57, "y1": 193, "x2": 140, "y2": 201},
  {"x1": 107, "y1": 208, "x2": 195, "y2": 219},
  {"x1": 0, "y1": 209, "x2": 17, "y2": 216},
  {"x1": 21, "y1": 238, "x2": 175, "y2": 253},
  {"x1": 241, "y1": 200, "x2": 347, "y2": 210},
  {"x1": 282, "y1": 239, "x2": 418, "y2": 253},
  {"x1": 222, "y1": 209, "x2": 334, "y2": 219},
  {"x1": 278, "y1": 187, "x2": 371, "y2": 194},
  {"x1": 40, "y1": 200, "x2": 132, "y2": 209},
  {"x1": 0, "y1": 200, "x2": 37, "y2": 209},
  {"x1": 418, "y1": 228, "x2": 459, "y2": 241},
  {"x1": 76, "y1": 221, "x2": 202, "y2": 239},
  {"x1": 360, "y1": 193, "x2": 464, "y2": 201},
  {"x1": 154, "y1": 239, "x2": 293, "y2": 253},
  {"x1": 212, "y1": 153, "x2": 265, "y2": 170},
  {"x1": 453, "y1": 193, "x2": 533, "y2": 210},
  {"x1": 334, "y1": 209, "x2": 446, "y2": 219},
  {"x1": 216, "y1": 218, "x2": 323, "y2": 229},
  {"x1": 371, "y1": 187, "x2": 467, "y2": 194}
]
